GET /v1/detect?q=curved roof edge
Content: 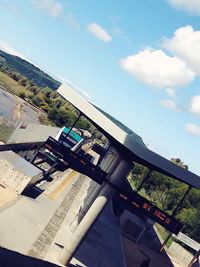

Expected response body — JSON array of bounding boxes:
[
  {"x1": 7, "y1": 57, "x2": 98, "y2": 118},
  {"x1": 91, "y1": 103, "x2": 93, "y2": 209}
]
[{"x1": 57, "y1": 84, "x2": 200, "y2": 189}]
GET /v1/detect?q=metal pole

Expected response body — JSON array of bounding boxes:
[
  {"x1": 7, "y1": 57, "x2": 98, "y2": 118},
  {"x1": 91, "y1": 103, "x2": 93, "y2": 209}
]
[
  {"x1": 65, "y1": 112, "x2": 82, "y2": 139},
  {"x1": 160, "y1": 232, "x2": 173, "y2": 252},
  {"x1": 70, "y1": 147, "x2": 121, "y2": 231},
  {"x1": 58, "y1": 157, "x2": 132, "y2": 265},
  {"x1": 188, "y1": 249, "x2": 200, "y2": 267},
  {"x1": 172, "y1": 185, "x2": 192, "y2": 216},
  {"x1": 137, "y1": 169, "x2": 152, "y2": 192},
  {"x1": 160, "y1": 185, "x2": 192, "y2": 252}
]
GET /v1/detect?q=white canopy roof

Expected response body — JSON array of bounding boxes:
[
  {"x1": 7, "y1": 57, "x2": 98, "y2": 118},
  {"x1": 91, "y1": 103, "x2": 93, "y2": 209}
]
[{"x1": 57, "y1": 84, "x2": 200, "y2": 189}]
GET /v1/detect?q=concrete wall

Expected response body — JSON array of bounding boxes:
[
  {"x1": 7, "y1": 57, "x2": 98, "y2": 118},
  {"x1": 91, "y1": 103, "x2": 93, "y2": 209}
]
[
  {"x1": 120, "y1": 210, "x2": 146, "y2": 242},
  {"x1": 6, "y1": 121, "x2": 60, "y2": 144},
  {"x1": 120, "y1": 211, "x2": 163, "y2": 252},
  {"x1": 0, "y1": 151, "x2": 42, "y2": 194}
]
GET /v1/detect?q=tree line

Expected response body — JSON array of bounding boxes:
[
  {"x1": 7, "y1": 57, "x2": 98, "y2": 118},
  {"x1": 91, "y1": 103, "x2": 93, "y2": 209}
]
[
  {"x1": 129, "y1": 159, "x2": 200, "y2": 244},
  {"x1": 0, "y1": 50, "x2": 60, "y2": 90},
  {"x1": 1, "y1": 64, "x2": 199, "y2": 243},
  {"x1": 0, "y1": 64, "x2": 102, "y2": 138}
]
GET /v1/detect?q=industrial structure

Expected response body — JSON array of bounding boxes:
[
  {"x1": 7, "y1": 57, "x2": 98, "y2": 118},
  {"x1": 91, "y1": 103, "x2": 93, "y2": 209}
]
[{"x1": 0, "y1": 83, "x2": 200, "y2": 266}]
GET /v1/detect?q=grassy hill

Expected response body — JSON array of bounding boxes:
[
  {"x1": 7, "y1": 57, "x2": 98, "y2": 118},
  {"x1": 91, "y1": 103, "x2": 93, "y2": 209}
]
[
  {"x1": 0, "y1": 49, "x2": 145, "y2": 146},
  {"x1": 0, "y1": 50, "x2": 60, "y2": 90}
]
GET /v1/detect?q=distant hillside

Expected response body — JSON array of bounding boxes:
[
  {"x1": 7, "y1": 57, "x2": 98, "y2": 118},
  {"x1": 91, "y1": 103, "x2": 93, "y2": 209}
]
[
  {"x1": 0, "y1": 50, "x2": 60, "y2": 90},
  {"x1": 0, "y1": 49, "x2": 145, "y2": 146},
  {"x1": 96, "y1": 106, "x2": 146, "y2": 147}
]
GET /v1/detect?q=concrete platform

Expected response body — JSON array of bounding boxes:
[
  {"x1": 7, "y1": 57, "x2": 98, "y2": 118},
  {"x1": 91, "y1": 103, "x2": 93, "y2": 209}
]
[
  {"x1": 0, "y1": 185, "x2": 18, "y2": 208},
  {"x1": 0, "y1": 150, "x2": 42, "y2": 194}
]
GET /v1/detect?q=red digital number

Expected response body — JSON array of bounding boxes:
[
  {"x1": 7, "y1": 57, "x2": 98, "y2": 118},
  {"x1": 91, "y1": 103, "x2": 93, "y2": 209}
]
[
  {"x1": 143, "y1": 203, "x2": 152, "y2": 211},
  {"x1": 165, "y1": 218, "x2": 171, "y2": 224},
  {"x1": 120, "y1": 194, "x2": 128, "y2": 200},
  {"x1": 132, "y1": 201, "x2": 140, "y2": 208},
  {"x1": 154, "y1": 210, "x2": 166, "y2": 221}
]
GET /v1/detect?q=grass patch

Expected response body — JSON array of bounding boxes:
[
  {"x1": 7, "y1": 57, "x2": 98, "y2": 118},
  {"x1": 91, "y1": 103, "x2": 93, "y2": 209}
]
[
  {"x1": 0, "y1": 117, "x2": 16, "y2": 142},
  {"x1": 156, "y1": 224, "x2": 173, "y2": 248},
  {"x1": 0, "y1": 71, "x2": 25, "y2": 94}
]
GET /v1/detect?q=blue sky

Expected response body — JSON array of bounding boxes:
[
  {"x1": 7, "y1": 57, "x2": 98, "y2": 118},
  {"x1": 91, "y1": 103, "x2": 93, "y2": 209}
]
[{"x1": 0, "y1": 0, "x2": 200, "y2": 175}]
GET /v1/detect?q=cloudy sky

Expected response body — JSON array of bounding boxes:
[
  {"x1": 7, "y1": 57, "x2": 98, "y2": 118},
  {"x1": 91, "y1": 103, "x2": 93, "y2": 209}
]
[{"x1": 0, "y1": 0, "x2": 200, "y2": 175}]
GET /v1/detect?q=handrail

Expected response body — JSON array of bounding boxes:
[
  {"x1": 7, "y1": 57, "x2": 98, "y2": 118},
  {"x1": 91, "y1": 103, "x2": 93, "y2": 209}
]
[{"x1": 0, "y1": 142, "x2": 44, "y2": 152}]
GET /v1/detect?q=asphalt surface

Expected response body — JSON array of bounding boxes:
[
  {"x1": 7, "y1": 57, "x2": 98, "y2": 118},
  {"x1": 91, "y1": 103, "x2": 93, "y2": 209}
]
[
  {"x1": 0, "y1": 86, "x2": 40, "y2": 123},
  {"x1": 0, "y1": 247, "x2": 60, "y2": 267}
]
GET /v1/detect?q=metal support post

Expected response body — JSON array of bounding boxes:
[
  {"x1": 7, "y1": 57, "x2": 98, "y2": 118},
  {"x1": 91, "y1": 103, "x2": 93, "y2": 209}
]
[
  {"x1": 43, "y1": 162, "x2": 58, "y2": 179},
  {"x1": 66, "y1": 112, "x2": 82, "y2": 139},
  {"x1": 160, "y1": 185, "x2": 192, "y2": 252},
  {"x1": 137, "y1": 169, "x2": 152, "y2": 192},
  {"x1": 30, "y1": 149, "x2": 39, "y2": 163},
  {"x1": 172, "y1": 185, "x2": 192, "y2": 216},
  {"x1": 160, "y1": 232, "x2": 173, "y2": 252},
  {"x1": 70, "y1": 147, "x2": 121, "y2": 231},
  {"x1": 188, "y1": 249, "x2": 200, "y2": 267},
  {"x1": 58, "y1": 157, "x2": 132, "y2": 266}
]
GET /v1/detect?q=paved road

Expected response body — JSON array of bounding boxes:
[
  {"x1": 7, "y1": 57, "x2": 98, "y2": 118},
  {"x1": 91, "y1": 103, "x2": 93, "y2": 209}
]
[{"x1": 0, "y1": 86, "x2": 40, "y2": 123}]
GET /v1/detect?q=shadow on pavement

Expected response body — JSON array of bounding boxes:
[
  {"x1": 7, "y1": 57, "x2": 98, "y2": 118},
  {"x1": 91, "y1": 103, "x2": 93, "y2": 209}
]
[
  {"x1": 0, "y1": 247, "x2": 59, "y2": 267},
  {"x1": 21, "y1": 185, "x2": 44, "y2": 199}
]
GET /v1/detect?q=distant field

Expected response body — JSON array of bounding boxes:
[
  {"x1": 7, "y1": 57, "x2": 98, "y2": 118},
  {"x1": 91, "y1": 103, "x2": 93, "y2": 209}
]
[{"x1": 0, "y1": 71, "x2": 25, "y2": 94}]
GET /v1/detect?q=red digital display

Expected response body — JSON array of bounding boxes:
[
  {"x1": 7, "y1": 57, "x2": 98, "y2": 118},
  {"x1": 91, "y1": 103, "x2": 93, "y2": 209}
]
[{"x1": 117, "y1": 192, "x2": 182, "y2": 235}]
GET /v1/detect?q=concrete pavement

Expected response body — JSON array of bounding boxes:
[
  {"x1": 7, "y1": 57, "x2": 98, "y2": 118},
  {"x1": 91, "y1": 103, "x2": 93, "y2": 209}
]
[
  {"x1": 72, "y1": 202, "x2": 127, "y2": 267},
  {"x1": 0, "y1": 168, "x2": 84, "y2": 255},
  {"x1": 45, "y1": 202, "x2": 127, "y2": 267}
]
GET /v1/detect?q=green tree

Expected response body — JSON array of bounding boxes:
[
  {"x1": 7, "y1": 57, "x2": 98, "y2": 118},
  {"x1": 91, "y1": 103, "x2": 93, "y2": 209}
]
[
  {"x1": 29, "y1": 85, "x2": 39, "y2": 95},
  {"x1": 10, "y1": 72, "x2": 20, "y2": 81},
  {"x1": 19, "y1": 77, "x2": 29, "y2": 87},
  {"x1": 76, "y1": 118, "x2": 91, "y2": 130},
  {"x1": 171, "y1": 158, "x2": 188, "y2": 170},
  {"x1": 18, "y1": 89, "x2": 26, "y2": 99},
  {"x1": 40, "y1": 102, "x2": 50, "y2": 112},
  {"x1": 47, "y1": 108, "x2": 77, "y2": 127}
]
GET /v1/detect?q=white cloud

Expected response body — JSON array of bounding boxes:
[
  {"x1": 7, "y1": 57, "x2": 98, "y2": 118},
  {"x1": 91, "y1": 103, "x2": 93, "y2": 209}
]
[
  {"x1": 186, "y1": 123, "x2": 200, "y2": 136},
  {"x1": 165, "y1": 88, "x2": 176, "y2": 98},
  {"x1": 120, "y1": 49, "x2": 195, "y2": 89},
  {"x1": 160, "y1": 99, "x2": 180, "y2": 111},
  {"x1": 163, "y1": 26, "x2": 200, "y2": 74},
  {"x1": 87, "y1": 23, "x2": 112, "y2": 42},
  {"x1": 167, "y1": 0, "x2": 200, "y2": 15},
  {"x1": 0, "y1": 40, "x2": 31, "y2": 62},
  {"x1": 66, "y1": 13, "x2": 80, "y2": 30},
  {"x1": 190, "y1": 95, "x2": 200, "y2": 116},
  {"x1": 31, "y1": 0, "x2": 63, "y2": 17}
]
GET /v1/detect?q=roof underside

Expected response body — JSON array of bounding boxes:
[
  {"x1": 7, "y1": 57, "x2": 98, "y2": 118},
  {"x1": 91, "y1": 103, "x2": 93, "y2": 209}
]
[{"x1": 57, "y1": 84, "x2": 200, "y2": 189}]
